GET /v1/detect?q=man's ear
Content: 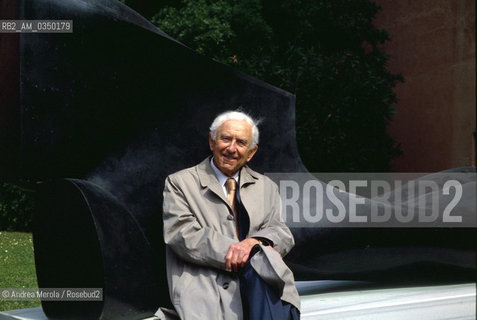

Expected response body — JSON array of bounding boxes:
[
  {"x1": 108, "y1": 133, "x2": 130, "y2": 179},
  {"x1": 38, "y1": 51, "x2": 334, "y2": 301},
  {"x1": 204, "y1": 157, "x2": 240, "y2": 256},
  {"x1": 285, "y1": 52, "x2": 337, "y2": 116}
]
[
  {"x1": 208, "y1": 133, "x2": 214, "y2": 151},
  {"x1": 246, "y1": 144, "x2": 258, "y2": 162}
]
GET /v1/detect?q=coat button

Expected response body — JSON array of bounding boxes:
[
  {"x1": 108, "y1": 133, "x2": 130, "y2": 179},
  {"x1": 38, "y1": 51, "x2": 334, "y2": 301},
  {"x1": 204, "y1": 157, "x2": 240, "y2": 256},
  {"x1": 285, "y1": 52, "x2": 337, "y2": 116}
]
[
  {"x1": 223, "y1": 282, "x2": 229, "y2": 289},
  {"x1": 227, "y1": 215, "x2": 234, "y2": 221}
]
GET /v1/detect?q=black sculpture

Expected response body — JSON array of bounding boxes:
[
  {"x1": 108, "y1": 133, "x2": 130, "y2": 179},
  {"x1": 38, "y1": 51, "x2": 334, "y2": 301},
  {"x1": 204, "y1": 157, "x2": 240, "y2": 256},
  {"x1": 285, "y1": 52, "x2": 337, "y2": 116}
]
[{"x1": 1, "y1": 0, "x2": 475, "y2": 318}]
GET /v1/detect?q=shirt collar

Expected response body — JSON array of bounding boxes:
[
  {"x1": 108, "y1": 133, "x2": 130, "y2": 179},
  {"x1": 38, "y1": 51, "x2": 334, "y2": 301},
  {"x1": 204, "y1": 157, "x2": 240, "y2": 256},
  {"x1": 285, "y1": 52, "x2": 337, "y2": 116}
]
[{"x1": 210, "y1": 157, "x2": 239, "y2": 188}]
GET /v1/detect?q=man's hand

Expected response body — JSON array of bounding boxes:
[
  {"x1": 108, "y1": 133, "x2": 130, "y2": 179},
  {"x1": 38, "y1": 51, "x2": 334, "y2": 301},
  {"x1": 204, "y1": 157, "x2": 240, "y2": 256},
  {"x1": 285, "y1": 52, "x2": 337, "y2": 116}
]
[{"x1": 225, "y1": 238, "x2": 260, "y2": 272}]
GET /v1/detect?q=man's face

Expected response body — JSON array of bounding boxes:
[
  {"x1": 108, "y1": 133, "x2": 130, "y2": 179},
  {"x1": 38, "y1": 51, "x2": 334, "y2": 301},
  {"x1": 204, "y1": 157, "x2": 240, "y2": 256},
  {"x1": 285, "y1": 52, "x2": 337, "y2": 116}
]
[{"x1": 209, "y1": 119, "x2": 258, "y2": 177}]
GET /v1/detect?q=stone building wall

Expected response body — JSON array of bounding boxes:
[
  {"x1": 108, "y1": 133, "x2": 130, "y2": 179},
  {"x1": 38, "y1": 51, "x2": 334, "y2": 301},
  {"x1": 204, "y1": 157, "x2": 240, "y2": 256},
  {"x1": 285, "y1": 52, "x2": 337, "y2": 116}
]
[{"x1": 374, "y1": 0, "x2": 475, "y2": 171}]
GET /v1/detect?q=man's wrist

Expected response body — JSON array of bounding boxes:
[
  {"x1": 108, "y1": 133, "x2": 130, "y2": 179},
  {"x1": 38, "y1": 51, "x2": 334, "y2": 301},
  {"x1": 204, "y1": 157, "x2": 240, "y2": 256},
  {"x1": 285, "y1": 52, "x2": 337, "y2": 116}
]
[
  {"x1": 252, "y1": 237, "x2": 271, "y2": 247},
  {"x1": 245, "y1": 238, "x2": 261, "y2": 246}
]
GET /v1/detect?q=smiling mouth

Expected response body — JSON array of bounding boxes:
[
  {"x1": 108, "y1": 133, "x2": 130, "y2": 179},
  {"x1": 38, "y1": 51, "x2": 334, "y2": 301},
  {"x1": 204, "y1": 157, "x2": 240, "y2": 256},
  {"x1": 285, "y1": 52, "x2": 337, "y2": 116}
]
[{"x1": 223, "y1": 155, "x2": 236, "y2": 162}]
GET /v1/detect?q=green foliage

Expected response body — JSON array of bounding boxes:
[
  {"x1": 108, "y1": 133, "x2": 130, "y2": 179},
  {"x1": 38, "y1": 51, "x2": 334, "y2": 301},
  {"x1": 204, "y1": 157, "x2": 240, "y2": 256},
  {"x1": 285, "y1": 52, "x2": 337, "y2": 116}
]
[
  {"x1": 0, "y1": 232, "x2": 40, "y2": 311},
  {"x1": 151, "y1": 0, "x2": 274, "y2": 75},
  {"x1": 144, "y1": 0, "x2": 402, "y2": 171},
  {"x1": 263, "y1": 0, "x2": 403, "y2": 171},
  {"x1": 0, "y1": 183, "x2": 34, "y2": 232}
]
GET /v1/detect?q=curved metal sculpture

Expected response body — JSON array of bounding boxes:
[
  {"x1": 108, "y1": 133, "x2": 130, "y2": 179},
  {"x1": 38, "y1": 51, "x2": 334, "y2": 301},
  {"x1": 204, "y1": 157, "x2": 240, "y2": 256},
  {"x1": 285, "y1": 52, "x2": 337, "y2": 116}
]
[
  {"x1": 34, "y1": 179, "x2": 164, "y2": 318},
  {"x1": 1, "y1": 0, "x2": 475, "y2": 318}
]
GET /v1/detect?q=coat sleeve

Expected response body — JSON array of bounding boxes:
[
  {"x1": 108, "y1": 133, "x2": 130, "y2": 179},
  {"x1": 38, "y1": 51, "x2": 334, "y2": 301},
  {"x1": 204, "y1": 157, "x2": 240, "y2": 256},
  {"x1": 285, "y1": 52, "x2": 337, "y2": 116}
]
[
  {"x1": 248, "y1": 177, "x2": 295, "y2": 257},
  {"x1": 162, "y1": 175, "x2": 236, "y2": 271}
]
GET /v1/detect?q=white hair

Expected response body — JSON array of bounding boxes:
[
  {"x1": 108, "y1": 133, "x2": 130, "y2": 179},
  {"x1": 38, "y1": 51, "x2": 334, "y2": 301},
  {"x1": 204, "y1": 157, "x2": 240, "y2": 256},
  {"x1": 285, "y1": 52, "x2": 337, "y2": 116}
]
[{"x1": 209, "y1": 110, "x2": 260, "y2": 148}]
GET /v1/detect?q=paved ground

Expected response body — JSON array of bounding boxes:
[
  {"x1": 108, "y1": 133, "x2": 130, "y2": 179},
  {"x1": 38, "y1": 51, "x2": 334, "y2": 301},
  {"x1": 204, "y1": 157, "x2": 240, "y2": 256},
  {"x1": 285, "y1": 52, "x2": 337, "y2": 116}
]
[
  {"x1": 1, "y1": 281, "x2": 475, "y2": 319},
  {"x1": 297, "y1": 281, "x2": 476, "y2": 319}
]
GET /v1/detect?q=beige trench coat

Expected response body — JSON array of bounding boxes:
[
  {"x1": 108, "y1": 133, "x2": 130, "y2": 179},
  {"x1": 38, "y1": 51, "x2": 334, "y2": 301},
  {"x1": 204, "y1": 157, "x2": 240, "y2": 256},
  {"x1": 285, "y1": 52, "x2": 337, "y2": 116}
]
[{"x1": 157, "y1": 157, "x2": 295, "y2": 320}]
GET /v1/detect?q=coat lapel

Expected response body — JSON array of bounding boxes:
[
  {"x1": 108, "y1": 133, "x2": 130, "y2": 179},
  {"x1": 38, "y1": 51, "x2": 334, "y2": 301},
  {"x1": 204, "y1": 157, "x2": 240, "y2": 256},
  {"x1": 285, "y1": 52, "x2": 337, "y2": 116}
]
[
  {"x1": 197, "y1": 157, "x2": 227, "y2": 203},
  {"x1": 197, "y1": 158, "x2": 262, "y2": 237},
  {"x1": 197, "y1": 158, "x2": 260, "y2": 203},
  {"x1": 239, "y1": 165, "x2": 260, "y2": 188},
  {"x1": 239, "y1": 165, "x2": 261, "y2": 235}
]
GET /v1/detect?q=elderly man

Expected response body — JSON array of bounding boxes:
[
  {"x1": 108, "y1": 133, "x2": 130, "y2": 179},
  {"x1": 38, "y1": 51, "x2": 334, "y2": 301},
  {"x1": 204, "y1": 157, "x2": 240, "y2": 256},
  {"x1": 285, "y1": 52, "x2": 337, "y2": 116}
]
[{"x1": 157, "y1": 111, "x2": 297, "y2": 319}]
